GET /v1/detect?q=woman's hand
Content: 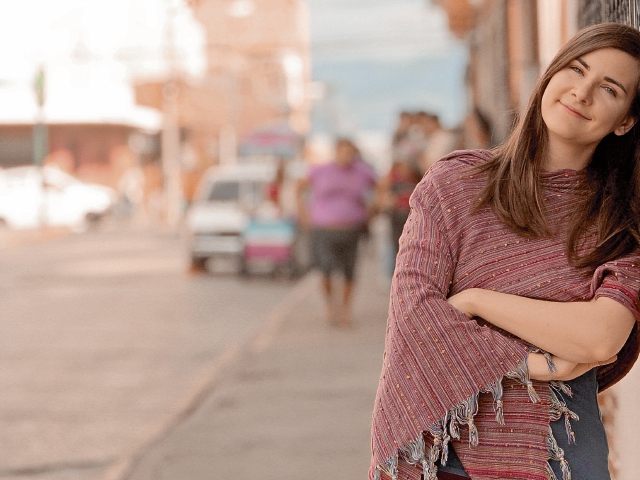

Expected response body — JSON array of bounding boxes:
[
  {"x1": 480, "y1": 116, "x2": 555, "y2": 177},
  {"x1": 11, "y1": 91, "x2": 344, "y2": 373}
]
[
  {"x1": 527, "y1": 352, "x2": 617, "y2": 381},
  {"x1": 447, "y1": 289, "x2": 479, "y2": 319}
]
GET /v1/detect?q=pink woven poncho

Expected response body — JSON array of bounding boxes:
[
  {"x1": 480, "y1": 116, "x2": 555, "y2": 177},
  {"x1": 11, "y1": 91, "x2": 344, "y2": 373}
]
[{"x1": 370, "y1": 150, "x2": 640, "y2": 480}]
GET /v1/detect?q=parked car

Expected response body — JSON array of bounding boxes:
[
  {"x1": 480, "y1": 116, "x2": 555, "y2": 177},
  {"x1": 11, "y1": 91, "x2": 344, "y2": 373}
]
[
  {"x1": 0, "y1": 165, "x2": 117, "y2": 230},
  {"x1": 185, "y1": 161, "x2": 307, "y2": 276}
]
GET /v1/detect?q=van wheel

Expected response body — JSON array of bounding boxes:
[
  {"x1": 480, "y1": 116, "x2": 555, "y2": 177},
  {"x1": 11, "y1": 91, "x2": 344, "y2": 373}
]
[
  {"x1": 190, "y1": 256, "x2": 207, "y2": 272},
  {"x1": 85, "y1": 212, "x2": 104, "y2": 230}
]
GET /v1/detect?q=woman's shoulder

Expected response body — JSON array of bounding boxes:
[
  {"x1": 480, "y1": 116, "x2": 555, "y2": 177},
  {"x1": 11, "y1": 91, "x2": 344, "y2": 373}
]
[
  {"x1": 419, "y1": 149, "x2": 494, "y2": 191},
  {"x1": 409, "y1": 150, "x2": 494, "y2": 231},
  {"x1": 431, "y1": 149, "x2": 495, "y2": 174}
]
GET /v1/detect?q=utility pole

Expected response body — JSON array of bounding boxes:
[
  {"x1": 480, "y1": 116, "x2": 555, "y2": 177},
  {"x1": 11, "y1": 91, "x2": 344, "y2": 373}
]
[
  {"x1": 33, "y1": 65, "x2": 49, "y2": 227},
  {"x1": 33, "y1": 66, "x2": 48, "y2": 166},
  {"x1": 162, "y1": 0, "x2": 184, "y2": 230}
]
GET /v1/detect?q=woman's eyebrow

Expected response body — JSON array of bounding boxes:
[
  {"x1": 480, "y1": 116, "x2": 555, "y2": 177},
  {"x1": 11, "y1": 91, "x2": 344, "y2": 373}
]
[
  {"x1": 576, "y1": 57, "x2": 628, "y2": 94},
  {"x1": 604, "y1": 76, "x2": 628, "y2": 94}
]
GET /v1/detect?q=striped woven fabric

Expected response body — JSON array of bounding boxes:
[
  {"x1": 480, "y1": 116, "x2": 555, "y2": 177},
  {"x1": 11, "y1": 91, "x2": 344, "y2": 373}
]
[{"x1": 370, "y1": 150, "x2": 640, "y2": 480}]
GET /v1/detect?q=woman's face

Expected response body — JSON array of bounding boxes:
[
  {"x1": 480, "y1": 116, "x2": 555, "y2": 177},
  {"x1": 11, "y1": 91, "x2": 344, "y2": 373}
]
[
  {"x1": 541, "y1": 47, "x2": 640, "y2": 151},
  {"x1": 335, "y1": 141, "x2": 355, "y2": 166}
]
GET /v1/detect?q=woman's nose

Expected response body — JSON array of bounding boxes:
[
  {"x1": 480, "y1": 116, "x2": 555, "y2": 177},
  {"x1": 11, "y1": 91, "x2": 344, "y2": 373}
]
[{"x1": 572, "y1": 80, "x2": 594, "y2": 104}]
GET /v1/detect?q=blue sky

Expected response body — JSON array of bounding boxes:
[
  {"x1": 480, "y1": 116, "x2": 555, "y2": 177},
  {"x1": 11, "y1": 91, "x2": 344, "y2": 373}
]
[{"x1": 306, "y1": 0, "x2": 468, "y2": 133}]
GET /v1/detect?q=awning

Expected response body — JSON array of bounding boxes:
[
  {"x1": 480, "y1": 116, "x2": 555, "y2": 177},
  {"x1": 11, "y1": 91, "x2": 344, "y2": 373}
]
[{"x1": 238, "y1": 122, "x2": 303, "y2": 158}]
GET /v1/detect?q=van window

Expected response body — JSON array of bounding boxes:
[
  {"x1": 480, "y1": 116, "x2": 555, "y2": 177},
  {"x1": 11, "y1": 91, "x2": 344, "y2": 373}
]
[{"x1": 207, "y1": 181, "x2": 240, "y2": 201}]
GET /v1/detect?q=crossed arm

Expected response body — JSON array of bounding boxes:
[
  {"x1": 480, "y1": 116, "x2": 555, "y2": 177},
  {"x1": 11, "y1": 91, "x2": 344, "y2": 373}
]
[{"x1": 447, "y1": 289, "x2": 636, "y2": 381}]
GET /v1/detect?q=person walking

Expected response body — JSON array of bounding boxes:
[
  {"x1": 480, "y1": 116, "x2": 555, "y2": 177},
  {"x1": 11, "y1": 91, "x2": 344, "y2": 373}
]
[
  {"x1": 417, "y1": 112, "x2": 460, "y2": 173},
  {"x1": 297, "y1": 138, "x2": 378, "y2": 327},
  {"x1": 370, "y1": 23, "x2": 640, "y2": 480}
]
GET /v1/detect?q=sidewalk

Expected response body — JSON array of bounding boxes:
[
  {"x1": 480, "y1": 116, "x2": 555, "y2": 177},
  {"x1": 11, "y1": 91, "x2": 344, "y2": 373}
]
[{"x1": 113, "y1": 251, "x2": 391, "y2": 480}]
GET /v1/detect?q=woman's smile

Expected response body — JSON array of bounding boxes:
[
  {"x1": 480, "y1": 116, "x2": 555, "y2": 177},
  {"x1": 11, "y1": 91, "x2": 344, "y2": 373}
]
[{"x1": 559, "y1": 101, "x2": 591, "y2": 120}]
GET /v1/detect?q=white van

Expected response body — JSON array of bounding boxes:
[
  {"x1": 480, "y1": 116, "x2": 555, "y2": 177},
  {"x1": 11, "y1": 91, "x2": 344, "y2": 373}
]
[
  {"x1": 185, "y1": 161, "x2": 311, "y2": 276},
  {"x1": 185, "y1": 163, "x2": 279, "y2": 270}
]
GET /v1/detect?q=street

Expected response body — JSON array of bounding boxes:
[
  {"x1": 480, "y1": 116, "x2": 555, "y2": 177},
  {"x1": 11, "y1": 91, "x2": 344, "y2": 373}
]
[{"x1": 0, "y1": 228, "x2": 310, "y2": 480}]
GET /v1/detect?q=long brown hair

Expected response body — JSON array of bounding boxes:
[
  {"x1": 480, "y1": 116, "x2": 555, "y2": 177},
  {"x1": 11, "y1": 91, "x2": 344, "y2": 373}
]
[{"x1": 477, "y1": 22, "x2": 640, "y2": 269}]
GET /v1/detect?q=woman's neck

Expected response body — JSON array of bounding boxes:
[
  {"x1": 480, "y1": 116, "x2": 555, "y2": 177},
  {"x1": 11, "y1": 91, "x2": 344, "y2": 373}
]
[{"x1": 543, "y1": 137, "x2": 595, "y2": 172}]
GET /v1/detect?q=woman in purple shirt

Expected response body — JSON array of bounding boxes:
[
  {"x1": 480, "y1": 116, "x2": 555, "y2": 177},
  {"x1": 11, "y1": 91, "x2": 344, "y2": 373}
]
[{"x1": 297, "y1": 138, "x2": 378, "y2": 327}]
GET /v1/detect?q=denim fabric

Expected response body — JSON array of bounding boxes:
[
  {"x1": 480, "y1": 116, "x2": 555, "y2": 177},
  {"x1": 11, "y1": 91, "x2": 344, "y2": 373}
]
[{"x1": 549, "y1": 369, "x2": 610, "y2": 480}]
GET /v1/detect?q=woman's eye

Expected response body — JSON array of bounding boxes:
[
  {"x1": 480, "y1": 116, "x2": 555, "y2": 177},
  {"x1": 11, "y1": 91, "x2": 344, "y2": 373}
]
[
  {"x1": 603, "y1": 86, "x2": 617, "y2": 97},
  {"x1": 570, "y1": 65, "x2": 583, "y2": 74}
]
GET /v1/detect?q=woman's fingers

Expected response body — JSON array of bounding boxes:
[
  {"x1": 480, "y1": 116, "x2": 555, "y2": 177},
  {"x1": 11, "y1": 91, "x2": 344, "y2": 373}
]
[{"x1": 598, "y1": 354, "x2": 618, "y2": 366}]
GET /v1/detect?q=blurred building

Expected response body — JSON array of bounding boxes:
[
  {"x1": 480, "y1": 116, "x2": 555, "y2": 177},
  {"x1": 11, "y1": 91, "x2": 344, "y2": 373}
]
[
  {"x1": 134, "y1": 0, "x2": 312, "y2": 171},
  {"x1": 0, "y1": 65, "x2": 161, "y2": 190},
  {"x1": 0, "y1": 123, "x2": 158, "y2": 185},
  {"x1": 435, "y1": 0, "x2": 640, "y2": 148}
]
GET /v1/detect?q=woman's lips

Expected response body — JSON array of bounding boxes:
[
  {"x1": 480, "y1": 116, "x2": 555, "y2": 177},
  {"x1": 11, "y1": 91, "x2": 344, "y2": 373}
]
[{"x1": 559, "y1": 101, "x2": 590, "y2": 120}]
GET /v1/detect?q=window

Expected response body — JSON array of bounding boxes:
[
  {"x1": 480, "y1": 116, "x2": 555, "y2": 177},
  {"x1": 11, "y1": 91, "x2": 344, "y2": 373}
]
[{"x1": 207, "y1": 181, "x2": 240, "y2": 201}]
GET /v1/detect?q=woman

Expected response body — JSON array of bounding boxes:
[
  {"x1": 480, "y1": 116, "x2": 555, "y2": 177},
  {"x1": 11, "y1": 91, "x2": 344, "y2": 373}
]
[
  {"x1": 370, "y1": 23, "x2": 640, "y2": 480},
  {"x1": 297, "y1": 138, "x2": 378, "y2": 326}
]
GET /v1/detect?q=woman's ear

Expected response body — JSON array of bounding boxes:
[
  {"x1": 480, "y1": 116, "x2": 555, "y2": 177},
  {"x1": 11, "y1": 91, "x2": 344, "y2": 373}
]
[{"x1": 614, "y1": 115, "x2": 637, "y2": 136}]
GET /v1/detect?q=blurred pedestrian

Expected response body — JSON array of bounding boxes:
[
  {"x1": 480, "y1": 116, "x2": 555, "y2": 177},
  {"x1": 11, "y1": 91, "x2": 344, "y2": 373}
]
[
  {"x1": 391, "y1": 111, "x2": 427, "y2": 173},
  {"x1": 371, "y1": 23, "x2": 640, "y2": 480},
  {"x1": 266, "y1": 157, "x2": 287, "y2": 215},
  {"x1": 379, "y1": 160, "x2": 422, "y2": 269},
  {"x1": 297, "y1": 138, "x2": 378, "y2": 327},
  {"x1": 117, "y1": 164, "x2": 145, "y2": 222},
  {"x1": 391, "y1": 111, "x2": 414, "y2": 148},
  {"x1": 416, "y1": 111, "x2": 460, "y2": 172}
]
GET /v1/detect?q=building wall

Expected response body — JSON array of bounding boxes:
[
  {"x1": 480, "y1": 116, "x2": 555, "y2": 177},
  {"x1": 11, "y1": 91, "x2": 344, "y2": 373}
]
[
  {"x1": 506, "y1": 0, "x2": 539, "y2": 116},
  {"x1": 0, "y1": 126, "x2": 33, "y2": 168},
  {"x1": 473, "y1": 1, "x2": 514, "y2": 143},
  {"x1": 0, "y1": 124, "x2": 151, "y2": 190},
  {"x1": 439, "y1": 0, "x2": 581, "y2": 145},
  {"x1": 136, "y1": 0, "x2": 312, "y2": 171},
  {"x1": 191, "y1": 0, "x2": 311, "y2": 137}
]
